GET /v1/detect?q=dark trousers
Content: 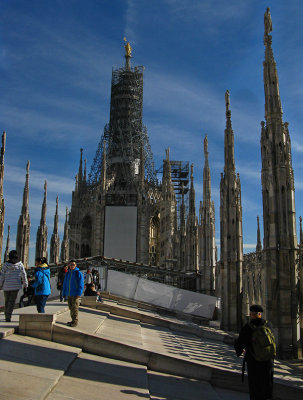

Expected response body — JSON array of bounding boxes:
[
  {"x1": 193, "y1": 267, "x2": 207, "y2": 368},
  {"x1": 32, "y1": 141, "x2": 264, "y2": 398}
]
[
  {"x1": 67, "y1": 296, "x2": 80, "y2": 323},
  {"x1": 35, "y1": 295, "x2": 49, "y2": 313},
  {"x1": 4, "y1": 290, "x2": 19, "y2": 321},
  {"x1": 247, "y1": 359, "x2": 273, "y2": 400}
]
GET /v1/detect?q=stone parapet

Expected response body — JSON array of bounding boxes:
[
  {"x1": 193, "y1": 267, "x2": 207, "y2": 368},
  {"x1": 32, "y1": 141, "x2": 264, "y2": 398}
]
[{"x1": 19, "y1": 313, "x2": 57, "y2": 341}]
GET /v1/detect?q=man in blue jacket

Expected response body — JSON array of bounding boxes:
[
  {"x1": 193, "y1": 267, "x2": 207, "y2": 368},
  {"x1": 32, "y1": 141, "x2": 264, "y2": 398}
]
[{"x1": 62, "y1": 260, "x2": 84, "y2": 327}]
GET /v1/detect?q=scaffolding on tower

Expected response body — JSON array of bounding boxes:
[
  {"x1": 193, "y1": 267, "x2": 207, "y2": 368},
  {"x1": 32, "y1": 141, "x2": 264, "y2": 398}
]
[
  {"x1": 88, "y1": 63, "x2": 157, "y2": 187},
  {"x1": 157, "y1": 160, "x2": 190, "y2": 225}
]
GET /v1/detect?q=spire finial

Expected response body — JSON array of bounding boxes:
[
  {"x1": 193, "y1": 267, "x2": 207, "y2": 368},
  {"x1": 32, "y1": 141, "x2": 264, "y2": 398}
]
[
  {"x1": 41, "y1": 180, "x2": 47, "y2": 223},
  {"x1": 190, "y1": 163, "x2": 194, "y2": 184},
  {"x1": 84, "y1": 159, "x2": 87, "y2": 182},
  {"x1": 204, "y1": 135, "x2": 209, "y2": 164},
  {"x1": 165, "y1": 147, "x2": 170, "y2": 161},
  {"x1": 22, "y1": 160, "x2": 30, "y2": 214},
  {"x1": 256, "y1": 215, "x2": 262, "y2": 252},
  {"x1": 1, "y1": 131, "x2": 6, "y2": 165},
  {"x1": 4, "y1": 225, "x2": 10, "y2": 262},
  {"x1": 264, "y1": 7, "x2": 272, "y2": 36},
  {"x1": 204, "y1": 134, "x2": 208, "y2": 154},
  {"x1": 225, "y1": 90, "x2": 230, "y2": 113}
]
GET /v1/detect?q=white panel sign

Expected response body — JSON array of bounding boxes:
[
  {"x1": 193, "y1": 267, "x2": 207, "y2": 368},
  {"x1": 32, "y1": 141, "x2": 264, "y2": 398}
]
[
  {"x1": 172, "y1": 289, "x2": 217, "y2": 319},
  {"x1": 107, "y1": 269, "x2": 139, "y2": 299},
  {"x1": 105, "y1": 269, "x2": 217, "y2": 320},
  {"x1": 104, "y1": 206, "x2": 137, "y2": 262},
  {"x1": 134, "y1": 278, "x2": 178, "y2": 309}
]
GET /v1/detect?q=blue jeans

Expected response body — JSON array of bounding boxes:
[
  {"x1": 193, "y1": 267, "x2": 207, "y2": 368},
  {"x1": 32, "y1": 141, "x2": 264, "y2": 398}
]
[{"x1": 35, "y1": 295, "x2": 49, "y2": 313}]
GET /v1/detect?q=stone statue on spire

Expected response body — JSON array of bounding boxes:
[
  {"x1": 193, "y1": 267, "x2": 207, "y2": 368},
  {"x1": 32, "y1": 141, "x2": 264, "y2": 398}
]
[
  {"x1": 264, "y1": 7, "x2": 272, "y2": 36},
  {"x1": 204, "y1": 135, "x2": 208, "y2": 155},
  {"x1": 225, "y1": 90, "x2": 230, "y2": 112}
]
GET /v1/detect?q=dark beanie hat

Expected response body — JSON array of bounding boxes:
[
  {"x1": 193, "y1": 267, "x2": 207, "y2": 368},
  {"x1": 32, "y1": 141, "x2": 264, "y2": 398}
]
[
  {"x1": 250, "y1": 304, "x2": 263, "y2": 312},
  {"x1": 8, "y1": 250, "x2": 18, "y2": 260}
]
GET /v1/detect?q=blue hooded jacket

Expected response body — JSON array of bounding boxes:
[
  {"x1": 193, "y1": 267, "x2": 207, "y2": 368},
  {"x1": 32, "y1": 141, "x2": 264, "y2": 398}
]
[
  {"x1": 32, "y1": 264, "x2": 51, "y2": 296},
  {"x1": 62, "y1": 267, "x2": 84, "y2": 297}
]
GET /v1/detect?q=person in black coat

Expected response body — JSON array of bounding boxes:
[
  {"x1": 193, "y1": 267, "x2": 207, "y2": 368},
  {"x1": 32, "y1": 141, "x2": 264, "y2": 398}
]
[
  {"x1": 234, "y1": 305, "x2": 274, "y2": 400},
  {"x1": 84, "y1": 283, "x2": 98, "y2": 297},
  {"x1": 57, "y1": 264, "x2": 68, "y2": 302}
]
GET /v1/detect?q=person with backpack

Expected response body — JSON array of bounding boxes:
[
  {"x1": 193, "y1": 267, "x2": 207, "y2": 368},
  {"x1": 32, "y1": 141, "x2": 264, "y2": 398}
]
[
  {"x1": 234, "y1": 304, "x2": 276, "y2": 400},
  {"x1": 0, "y1": 250, "x2": 28, "y2": 322},
  {"x1": 31, "y1": 257, "x2": 51, "y2": 313}
]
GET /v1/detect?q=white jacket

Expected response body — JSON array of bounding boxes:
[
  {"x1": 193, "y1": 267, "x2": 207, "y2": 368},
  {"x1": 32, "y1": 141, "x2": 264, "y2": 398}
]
[{"x1": 0, "y1": 261, "x2": 28, "y2": 291}]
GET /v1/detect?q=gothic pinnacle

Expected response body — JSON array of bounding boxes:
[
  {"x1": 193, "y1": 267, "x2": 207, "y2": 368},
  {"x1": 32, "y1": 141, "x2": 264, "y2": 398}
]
[
  {"x1": 36, "y1": 180, "x2": 48, "y2": 259},
  {"x1": 101, "y1": 141, "x2": 107, "y2": 190},
  {"x1": 4, "y1": 225, "x2": 10, "y2": 262},
  {"x1": 263, "y1": 7, "x2": 282, "y2": 120},
  {"x1": 78, "y1": 148, "x2": 83, "y2": 186},
  {"x1": 225, "y1": 90, "x2": 230, "y2": 113},
  {"x1": 61, "y1": 206, "x2": 69, "y2": 262},
  {"x1": 224, "y1": 91, "x2": 235, "y2": 173},
  {"x1": 41, "y1": 180, "x2": 47, "y2": 224},
  {"x1": 189, "y1": 164, "x2": 195, "y2": 216},
  {"x1": 264, "y1": 7, "x2": 272, "y2": 37},
  {"x1": 16, "y1": 161, "x2": 31, "y2": 267},
  {"x1": 1, "y1": 131, "x2": 6, "y2": 165},
  {"x1": 84, "y1": 159, "x2": 87, "y2": 183},
  {"x1": 203, "y1": 134, "x2": 211, "y2": 206},
  {"x1": 190, "y1": 163, "x2": 193, "y2": 184},
  {"x1": 22, "y1": 161, "x2": 30, "y2": 215},
  {"x1": 50, "y1": 195, "x2": 60, "y2": 264},
  {"x1": 54, "y1": 195, "x2": 59, "y2": 234},
  {"x1": 204, "y1": 135, "x2": 209, "y2": 165},
  {"x1": 256, "y1": 215, "x2": 262, "y2": 252}
]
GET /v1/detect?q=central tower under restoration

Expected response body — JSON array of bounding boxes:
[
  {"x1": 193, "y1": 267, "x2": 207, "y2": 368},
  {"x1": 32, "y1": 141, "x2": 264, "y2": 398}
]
[{"x1": 69, "y1": 41, "x2": 158, "y2": 264}]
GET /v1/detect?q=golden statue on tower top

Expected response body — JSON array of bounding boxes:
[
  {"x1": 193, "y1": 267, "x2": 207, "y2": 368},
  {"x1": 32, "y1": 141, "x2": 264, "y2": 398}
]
[{"x1": 123, "y1": 37, "x2": 132, "y2": 58}]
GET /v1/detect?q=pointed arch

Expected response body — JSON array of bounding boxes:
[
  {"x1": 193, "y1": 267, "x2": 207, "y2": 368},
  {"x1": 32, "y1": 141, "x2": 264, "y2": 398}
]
[
  {"x1": 81, "y1": 215, "x2": 92, "y2": 257},
  {"x1": 149, "y1": 213, "x2": 160, "y2": 266}
]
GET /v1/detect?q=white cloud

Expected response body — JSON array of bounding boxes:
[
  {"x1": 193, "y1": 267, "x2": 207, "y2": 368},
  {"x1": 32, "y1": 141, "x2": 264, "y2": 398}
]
[
  {"x1": 243, "y1": 243, "x2": 257, "y2": 249},
  {"x1": 5, "y1": 164, "x2": 74, "y2": 195},
  {"x1": 165, "y1": 0, "x2": 250, "y2": 30},
  {"x1": 236, "y1": 162, "x2": 260, "y2": 181},
  {"x1": 292, "y1": 141, "x2": 303, "y2": 154},
  {"x1": 125, "y1": 0, "x2": 137, "y2": 43}
]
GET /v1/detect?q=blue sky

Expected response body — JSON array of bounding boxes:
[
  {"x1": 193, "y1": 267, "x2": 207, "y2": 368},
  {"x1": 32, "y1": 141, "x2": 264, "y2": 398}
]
[{"x1": 1, "y1": 0, "x2": 303, "y2": 266}]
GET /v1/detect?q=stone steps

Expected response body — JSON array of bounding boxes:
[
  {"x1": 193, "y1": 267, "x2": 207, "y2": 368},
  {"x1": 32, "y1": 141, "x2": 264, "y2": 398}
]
[
  {"x1": 15, "y1": 299, "x2": 303, "y2": 400},
  {"x1": 0, "y1": 333, "x2": 249, "y2": 400}
]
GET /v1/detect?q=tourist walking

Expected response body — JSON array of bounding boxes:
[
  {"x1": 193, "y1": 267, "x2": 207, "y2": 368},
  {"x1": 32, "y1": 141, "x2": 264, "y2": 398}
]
[
  {"x1": 57, "y1": 264, "x2": 68, "y2": 301},
  {"x1": 32, "y1": 257, "x2": 51, "y2": 313},
  {"x1": 62, "y1": 260, "x2": 84, "y2": 327},
  {"x1": 234, "y1": 304, "x2": 276, "y2": 400},
  {"x1": 0, "y1": 250, "x2": 28, "y2": 322}
]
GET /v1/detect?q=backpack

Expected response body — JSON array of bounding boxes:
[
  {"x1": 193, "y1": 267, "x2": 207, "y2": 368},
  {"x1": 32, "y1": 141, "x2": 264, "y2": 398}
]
[{"x1": 249, "y1": 321, "x2": 276, "y2": 361}]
